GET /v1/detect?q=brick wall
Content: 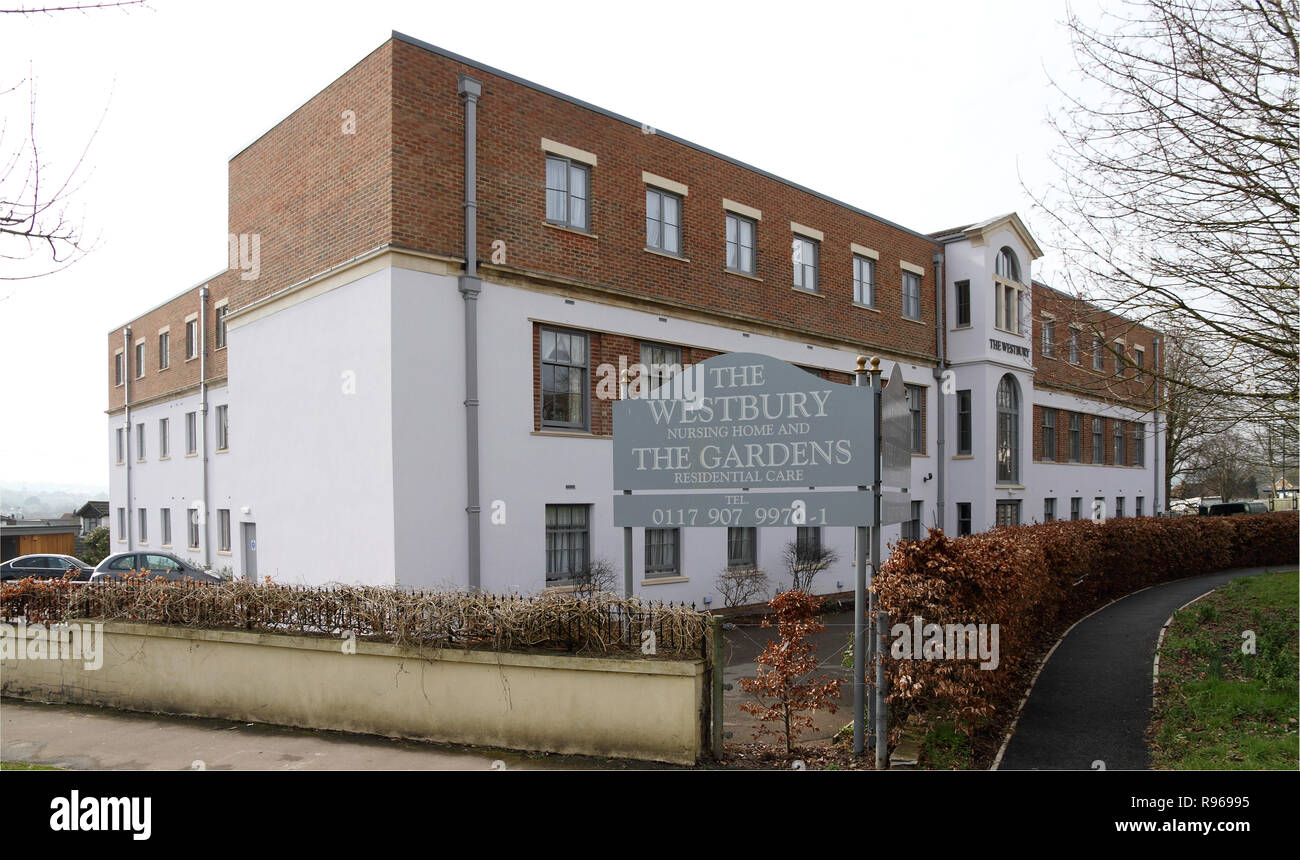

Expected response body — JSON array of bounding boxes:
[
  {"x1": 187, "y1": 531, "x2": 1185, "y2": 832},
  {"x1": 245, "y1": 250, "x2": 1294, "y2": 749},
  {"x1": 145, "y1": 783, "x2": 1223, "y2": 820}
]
[{"x1": 1032, "y1": 282, "x2": 1159, "y2": 411}]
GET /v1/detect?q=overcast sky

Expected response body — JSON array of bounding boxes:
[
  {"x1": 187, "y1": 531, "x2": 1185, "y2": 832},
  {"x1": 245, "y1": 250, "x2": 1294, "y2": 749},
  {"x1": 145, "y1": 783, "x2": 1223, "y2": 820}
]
[{"x1": 0, "y1": 0, "x2": 1102, "y2": 491}]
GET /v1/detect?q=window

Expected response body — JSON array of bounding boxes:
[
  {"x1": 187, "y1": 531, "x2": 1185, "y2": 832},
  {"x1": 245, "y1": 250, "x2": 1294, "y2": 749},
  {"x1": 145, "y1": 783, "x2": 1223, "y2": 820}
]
[
  {"x1": 996, "y1": 247, "x2": 1020, "y2": 281},
  {"x1": 134, "y1": 342, "x2": 145, "y2": 378},
  {"x1": 645, "y1": 527, "x2": 680, "y2": 578},
  {"x1": 906, "y1": 385, "x2": 924, "y2": 453},
  {"x1": 1069, "y1": 413, "x2": 1081, "y2": 462},
  {"x1": 544, "y1": 504, "x2": 588, "y2": 585},
  {"x1": 215, "y1": 305, "x2": 228, "y2": 348},
  {"x1": 727, "y1": 527, "x2": 757, "y2": 568},
  {"x1": 158, "y1": 332, "x2": 169, "y2": 369},
  {"x1": 645, "y1": 187, "x2": 681, "y2": 255},
  {"x1": 218, "y1": 509, "x2": 231, "y2": 552},
  {"x1": 1134, "y1": 422, "x2": 1145, "y2": 467},
  {"x1": 994, "y1": 248, "x2": 1023, "y2": 334},
  {"x1": 639, "y1": 342, "x2": 681, "y2": 398},
  {"x1": 186, "y1": 319, "x2": 199, "y2": 359},
  {"x1": 545, "y1": 155, "x2": 589, "y2": 231},
  {"x1": 996, "y1": 375, "x2": 1020, "y2": 483},
  {"x1": 1115, "y1": 497, "x2": 1125, "y2": 519},
  {"x1": 116, "y1": 428, "x2": 124, "y2": 464},
  {"x1": 138, "y1": 508, "x2": 148, "y2": 543},
  {"x1": 216, "y1": 404, "x2": 229, "y2": 451},
  {"x1": 540, "y1": 327, "x2": 588, "y2": 430},
  {"x1": 901, "y1": 501, "x2": 923, "y2": 540},
  {"x1": 1114, "y1": 420, "x2": 1125, "y2": 464},
  {"x1": 1070, "y1": 497, "x2": 1082, "y2": 521},
  {"x1": 1042, "y1": 319, "x2": 1056, "y2": 357},
  {"x1": 185, "y1": 411, "x2": 197, "y2": 455},
  {"x1": 853, "y1": 255, "x2": 875, "y2": 307},
  {"x1": 1113, "y1": 342, "x2": 1125, "y2": 377},
  {"x1": 188, "y1": 508, "x2": 200, "y2": 549},
  {"x1": 1092, "y1": 336, "x2": 1104, "y2": 371},
  {"x1": 158, "y1": 418, "x2": 169, "y2": 458},
  {"x1": 1136, "y1": 497, "x2": 1145, "y2": 517},
  {"x1": 1068, "y1": 329, "x2": 1080, "y2": 364},
  {"x1": 792, "y1": 236, "x2": 818, "y2": 292},
  {"x1": 995, "y1": 500, "x2": 1021, "y2": 527},
  {"x1": 1044, "y1": 498, "x2": 1056, "y2": 522},
  {"x1": 1092, "y1": 417, "x2": 1104, "y2": 464},
  {"x1": 160, "y1": 508, "x2": 171, "y2": 546},
  {"x1": 957, "y1": 390, "x2": 972, "y2": 455},
  {"x1": 955, "y1": 279, "x2": 970, "y2": 326},
  {"x1": 902, "y1": 271, "x2": 921, "y2": 321},
  {"x1": 795, "y1": 526, "x2": 822, "y2": 557},
  {"x1": 117, "y1": 508, "x2": 125, "y2": 539},
  {"x1": 1042, "y1": 408, "x2": 1056, "y2": 461},
  {"x1": 957, "y1": 503, "x2": 972, "y2": 536},
  {"x1": 995, "y1": 282, "x2": 1022, "y2": 333},
  {"x1": 115, "y1": 352, "x2": 124, "y2": 386},
  {"x1": 136, "y1": 423, "x2": 145, "y2": 460},
  {"x1": 1134, "y1": 347, "x2": 1145, "y2": 380},
  {"x1": 725, "y1": 213, "x2": 755, "y2": 275}
]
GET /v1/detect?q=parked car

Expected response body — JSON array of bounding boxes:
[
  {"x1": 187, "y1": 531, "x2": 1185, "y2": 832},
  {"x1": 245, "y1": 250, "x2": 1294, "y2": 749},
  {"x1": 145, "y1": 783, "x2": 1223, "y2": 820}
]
[
  {"x1": 0, "y1": 554, "x2": 94, "y2": 582},
  {"x1": 89, "y1": 551, "x2": 224, "y2": 584},
  {"x1": 1205, "y1": 501, "x2": 1268, "y2": 516}
]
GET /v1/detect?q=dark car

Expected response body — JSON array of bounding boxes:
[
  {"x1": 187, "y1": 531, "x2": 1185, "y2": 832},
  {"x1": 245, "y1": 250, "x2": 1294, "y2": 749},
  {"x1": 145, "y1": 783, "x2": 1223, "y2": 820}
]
[
  {"x1": 1205, "y1": 501, "x2": 1268, "y2": 516},
  {"x1": 89, "y1": 551, "x2": 224, "y2": 584},
  {"x1": 0, "y1": 554, "x2": 94, "y2": 582}
]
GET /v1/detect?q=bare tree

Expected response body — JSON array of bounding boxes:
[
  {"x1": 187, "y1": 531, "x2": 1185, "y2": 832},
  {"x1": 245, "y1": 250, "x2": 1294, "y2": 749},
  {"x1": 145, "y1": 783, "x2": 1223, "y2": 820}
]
[
  {"x1": 1035, "y1": 0, "x2": 1298, "y2": 416},
  {"x1": 715, "y1": 566, "x2": 770, "y2": 608},
  {"x1": 569, "y1": 557, "x2": 619, "y2": 598},
  {"x1": 781, "y1": 538, "x2": 839, "y2": 593},
  {"x1": 1, "y1": 0, "x2": 148, "y2": 280}
]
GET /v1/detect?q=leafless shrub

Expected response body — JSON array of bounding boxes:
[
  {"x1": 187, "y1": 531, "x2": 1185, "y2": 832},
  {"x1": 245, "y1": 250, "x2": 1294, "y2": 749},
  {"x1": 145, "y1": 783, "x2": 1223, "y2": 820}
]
[{"x1": 715, "y1": 566, "x2": 770, "y2": 608}]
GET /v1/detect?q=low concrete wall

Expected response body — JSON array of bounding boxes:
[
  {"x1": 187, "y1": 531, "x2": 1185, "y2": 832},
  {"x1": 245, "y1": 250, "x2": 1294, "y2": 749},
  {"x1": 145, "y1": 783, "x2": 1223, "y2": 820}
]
[{"x1": 0, "y1": 622, "x2": 707, "y2": 765}]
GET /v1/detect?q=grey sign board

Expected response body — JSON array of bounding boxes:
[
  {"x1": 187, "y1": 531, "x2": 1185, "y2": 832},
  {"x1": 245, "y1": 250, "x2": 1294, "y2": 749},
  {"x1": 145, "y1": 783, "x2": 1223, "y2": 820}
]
[
  {"x1": 881, "y1": 362, "x2": 911, "y2": 492},
  {"x1": 613, "y1": 353, "x2": 875, "y2": 491},
  {"x1": 614, "y1": 491, "x2": 874, "y2": 528}
]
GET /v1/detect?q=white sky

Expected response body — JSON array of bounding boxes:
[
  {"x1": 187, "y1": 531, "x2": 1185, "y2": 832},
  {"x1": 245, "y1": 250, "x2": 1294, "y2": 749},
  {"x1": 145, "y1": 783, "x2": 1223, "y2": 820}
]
[{"x1": 0, "y1": 0, "x2": 1101, "y2": 488}]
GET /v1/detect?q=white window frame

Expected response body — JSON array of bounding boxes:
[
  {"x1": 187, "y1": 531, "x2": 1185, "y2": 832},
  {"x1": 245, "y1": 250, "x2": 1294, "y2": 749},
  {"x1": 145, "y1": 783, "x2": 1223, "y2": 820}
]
[{"x1": 158, "y1": 417, "x2": 169, "y2": 459}]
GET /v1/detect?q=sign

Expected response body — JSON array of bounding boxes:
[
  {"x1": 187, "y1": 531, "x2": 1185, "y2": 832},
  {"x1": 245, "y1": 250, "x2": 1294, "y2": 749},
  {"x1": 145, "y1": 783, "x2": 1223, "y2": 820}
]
[
  {"x1": 989, "y1": 338, "x2": 1030, "y2": 358},
  {"x1": 614, "y1": 491, "x2": 874, "y2": 528},
  {"x1": 613, "y1": 353, "x2": 875, "y2": 491}
]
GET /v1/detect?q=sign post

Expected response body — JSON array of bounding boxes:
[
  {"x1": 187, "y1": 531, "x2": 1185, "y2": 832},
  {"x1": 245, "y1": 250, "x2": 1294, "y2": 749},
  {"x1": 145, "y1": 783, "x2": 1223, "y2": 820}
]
[{"x1": 611, "y1": 351, "x2": 890, "y2": 761}]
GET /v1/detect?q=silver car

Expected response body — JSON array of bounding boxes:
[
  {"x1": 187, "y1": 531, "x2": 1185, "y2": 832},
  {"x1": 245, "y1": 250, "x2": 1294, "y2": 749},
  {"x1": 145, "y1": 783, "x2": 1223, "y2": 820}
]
[{"x1": 90, "y1": 551, "x2": 223, "y2": 584}]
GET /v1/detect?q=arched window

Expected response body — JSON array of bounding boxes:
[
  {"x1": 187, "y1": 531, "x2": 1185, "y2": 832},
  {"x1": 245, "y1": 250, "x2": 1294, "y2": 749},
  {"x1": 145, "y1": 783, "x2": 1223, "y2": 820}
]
[
  {"x1": 996, "y1": 247, "x2": 1020, "y2": 282},
  {"x1": 996, "y1": 374, "x2": 1020, "y2": 483}
]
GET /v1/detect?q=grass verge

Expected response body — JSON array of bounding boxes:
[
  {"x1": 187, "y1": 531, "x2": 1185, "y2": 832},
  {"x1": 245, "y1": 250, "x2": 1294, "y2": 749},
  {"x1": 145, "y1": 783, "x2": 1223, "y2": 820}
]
[{"x1": 1149, "y1": 571, "x2": 1298, "y2": 769}]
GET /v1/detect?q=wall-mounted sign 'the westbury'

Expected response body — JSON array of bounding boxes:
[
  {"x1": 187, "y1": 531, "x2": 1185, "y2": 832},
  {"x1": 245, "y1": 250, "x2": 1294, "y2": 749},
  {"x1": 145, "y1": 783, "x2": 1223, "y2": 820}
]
[{"x1": 612, "y1": 353, "x2": 875, "y2": 492}]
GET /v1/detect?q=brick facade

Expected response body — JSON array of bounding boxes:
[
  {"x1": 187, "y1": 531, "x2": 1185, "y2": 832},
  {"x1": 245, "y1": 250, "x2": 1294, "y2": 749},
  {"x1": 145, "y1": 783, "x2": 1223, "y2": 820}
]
[
  {"x1": 113, "y1": 35, "x2": 944, "y2": 409},
  {"x1": 1031, "y1": 281, "x2": 1159, "y2": 410}
]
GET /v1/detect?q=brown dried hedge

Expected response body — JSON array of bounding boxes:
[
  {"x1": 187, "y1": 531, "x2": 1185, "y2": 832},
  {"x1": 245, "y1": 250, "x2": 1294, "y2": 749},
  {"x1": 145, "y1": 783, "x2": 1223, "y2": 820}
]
[
  {"x1": 873, "y1": 512, "x2": 1299, "y2": 745},
  {"x1": 0, "y1": 578, "x2": 709, "y2": 659}
]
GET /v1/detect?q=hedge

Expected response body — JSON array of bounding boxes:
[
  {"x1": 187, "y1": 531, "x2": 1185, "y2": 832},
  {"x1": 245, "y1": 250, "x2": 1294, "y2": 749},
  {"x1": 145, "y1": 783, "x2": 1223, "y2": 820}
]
[{"x1": 873, "y1": 512, "x2": 1299, "y2": 744}]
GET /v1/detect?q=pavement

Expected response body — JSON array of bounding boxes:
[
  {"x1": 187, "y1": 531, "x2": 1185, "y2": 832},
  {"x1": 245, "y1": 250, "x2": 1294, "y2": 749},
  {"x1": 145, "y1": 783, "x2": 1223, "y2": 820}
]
[
  {"x1": 0, "y1": 698, "x2": 661, "y2": 771},
  {"x1": 997, "y1": 566, "x2": 1280, "y2": 771}
]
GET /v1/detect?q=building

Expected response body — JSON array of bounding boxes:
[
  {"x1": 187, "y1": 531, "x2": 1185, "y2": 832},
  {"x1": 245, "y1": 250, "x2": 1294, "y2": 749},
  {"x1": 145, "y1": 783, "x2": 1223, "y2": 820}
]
[
  {"x1": 1, "y1": 516, "x2": 80, "y2": 561},
  {"x1": 106, "y1": 33, "x2": 1163, "y2": 601}
]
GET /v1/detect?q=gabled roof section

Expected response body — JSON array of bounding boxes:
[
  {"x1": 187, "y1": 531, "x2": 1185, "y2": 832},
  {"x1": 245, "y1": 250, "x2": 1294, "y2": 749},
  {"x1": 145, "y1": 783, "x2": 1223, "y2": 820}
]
[
  {"x1": 76, "y1": 501, "x2": 110, "y2": 518},
  {"x1": 928, "y1": 212, "x2": 1043, "y2": 260}
]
